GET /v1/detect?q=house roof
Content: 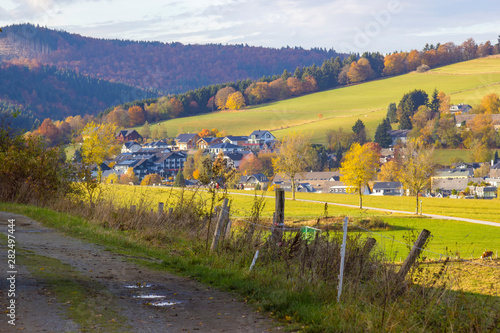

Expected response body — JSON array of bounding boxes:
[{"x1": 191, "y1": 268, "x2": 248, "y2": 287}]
[
  {"x1": 373, "y1": 181, "x2": 402, "y2": 190},
  {"x1": 175, "y1": 133, "x2": 198, "y2": 143},
  {"x1": 123, "y1": 141, "x2": 140, "y2": 148},
  {"x1": 433, "y1": 169, "x2": 472, "y2": 178},
  {"x1": 249, "y1": 130, "x2": 273, "y2": 139},
  {"x1": 241, "y1": 173, "x2": 269, "y2": 183},
  {"x1": 388, "y1": 129, "x2": 410, "y2": 137},
  {"x1": 118, "y1": 129, "x2": 141, "y2": 138},
  {"x1": 223, "y1": 135, "x2": 248, "y2": 142},
  {"x1": 208, "y1": 142, "x2": 242, "y2": 150},
  {"x1": 450, "y1": 104, "x2": 472, "y2": 113},
  {"x1": 432, "y1": 177, "x2": 483, "y2": 191}
]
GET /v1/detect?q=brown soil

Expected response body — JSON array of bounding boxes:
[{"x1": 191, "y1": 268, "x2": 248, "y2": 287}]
[{"x1": 0, "y1": 211, "x2": 282, "y2": 332}]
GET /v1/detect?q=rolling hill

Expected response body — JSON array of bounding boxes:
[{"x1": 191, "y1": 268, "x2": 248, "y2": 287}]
[
  {"x1": 145, "y1": 56, "x2": 500, "y2": 144},
  {"x1": 0, "y1": 61, "x2": 158, "y2": 129},
  {"x1": 0, "y1": 23, "x2": 343, "y2": 94}
]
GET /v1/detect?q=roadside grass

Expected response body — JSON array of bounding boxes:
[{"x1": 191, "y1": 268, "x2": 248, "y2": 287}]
[
  {"x1": 140, "y1": 57, "x2": 500, "y2": 145},
  {"x1": 1, "y1": 201, "x2": 499, "y2": 332}
]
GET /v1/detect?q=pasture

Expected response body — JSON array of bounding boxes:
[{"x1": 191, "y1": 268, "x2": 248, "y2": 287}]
[
  {"x1": 101, "y1": 185, "x2": 500, "y2": 263},
  {"x1": 142, "y1": 56, "x2": 500, "y2": 145}
]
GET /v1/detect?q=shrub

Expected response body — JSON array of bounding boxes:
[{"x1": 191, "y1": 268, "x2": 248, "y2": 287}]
[{"x1": 416, "y1": 64, "x2": 430, "y2": 73}]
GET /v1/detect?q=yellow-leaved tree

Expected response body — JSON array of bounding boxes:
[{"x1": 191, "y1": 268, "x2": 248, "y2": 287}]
[
  {"x1": 226, "y1": 92, "x2": 246, "y2": 110},
  {"x1": 399, "y1": 138, "x2": 435, "y2": 214},
  {"x1": 340, "y1": 143, "x2": 380, "y2": 209},
  {"x1": 81, "y1": 121, "x2": 119, "y2": 168},
  {"x1": 79, "y1": 121, "x2": 119, "y2": 204},
  {"x1": 272, "y1": 132, "x2": 312, "y2": 200}
]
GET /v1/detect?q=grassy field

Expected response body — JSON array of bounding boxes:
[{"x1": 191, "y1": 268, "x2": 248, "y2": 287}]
[
  {"x1": 2, "y1": 201, "x2": 499, "y2": 331},
  {"x1": 140, "y1": 56, "x2": 500, "y2": 144},
  {"x1": 101, "y1": 185, "x2": 500, "y2": 262}
]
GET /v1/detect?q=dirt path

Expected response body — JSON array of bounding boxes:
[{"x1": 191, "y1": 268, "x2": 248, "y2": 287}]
[{"x1": 0, "y1": 211, "x2": 281, "y2": 332}]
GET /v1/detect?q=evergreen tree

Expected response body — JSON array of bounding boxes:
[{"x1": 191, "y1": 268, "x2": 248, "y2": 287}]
[
  {"x1": 352, "y1": 119, "x2": 367, "y2": 144},
  {"x1": 173, "y1": 168, "x2": 186, "y2": 187},
  {"x1": 387, "y1": 103, "x2": 397, "y2": 123},
  {"x1": 374, "y1": 118, "x2": 393, "y2": 148},
  {"x1": 429, "y1": 88, "x2": 440, "y2": 116}
]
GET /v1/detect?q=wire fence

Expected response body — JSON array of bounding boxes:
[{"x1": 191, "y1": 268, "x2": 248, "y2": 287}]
[{"x1": 225, "y1": 209, "x2": 500, "y2": 270}]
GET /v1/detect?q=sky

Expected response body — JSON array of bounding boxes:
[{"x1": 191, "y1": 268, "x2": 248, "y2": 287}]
[{"x1": 1, "y1": 0, "x2": 499, "y2": 54}]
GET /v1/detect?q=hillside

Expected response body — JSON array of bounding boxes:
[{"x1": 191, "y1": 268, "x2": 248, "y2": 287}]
[
  {"x1": 145, "y1": 56, "x2": 500, "y2": 144},
  {"x1": 0, "y1": 24, "x2": 343, "y2": 94},
  {"x1": 0, "y1": 61, "x2": 158, "y2": 129}
]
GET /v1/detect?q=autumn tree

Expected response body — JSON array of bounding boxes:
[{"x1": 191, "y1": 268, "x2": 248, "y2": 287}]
[
  {"x1": 140, "y1": 121, "x2": 151, "y2": 139},
  {"x1": 215, "y1": 87, "x2": 236, "y2": 110},
  {"x1": 245, "y1": 82, "x2": 270, "y2": 104},
  {"x1": 104, "y1": 173, "x2": 119, "y2": 184},
  {"x1": 272, "y1": 132, "x2": 312, "y2": 200},
  {"x1": 286, "y1": 77, "x2": 303, "y2": 96},
  {"x1": 347, "y1": 58, "x2": 374, "y2": 83},
  {"x1": 226, "y1": 91, "x2": 246, "y2": 110},
  {"x1": 257, "y1": 152, "x2": 275, "y2": 177},
  {"x1": 81, "y1": 122, "x2": 118, "y2": 167},
  {"x1": 383, "y1": 52, "x2": 407, "y2": 76},
  {"x1": 378, "y1": 160, "x2": 401, "y2": 182},
  {"x1": 128, "y1": 106, "x2": 145, "y2": 126},
  {"x1": 340, "y1": 143, "x2": 380, "y2": 209},
  {"x1": 406, "y1": 50, "x2": 422, "y2": 71},
  {"x1": 239, "y1": 154, "x2": 263, "y2": 175},
  {"x1": 399, "y1": 139, "x2": 434, "y2": 214},
  {"x1": 480, "y1": 93, "x2": 500, "y2": 114},
  {"x1": 38, "y1": 118, "x2": 60, "y2": 144},
  {"x1": 107, "y1": 106, "x2": 130, "y2": 127},
  {"x1": 140, "y1": 173, "x2": 162, "y2": 186},
  {"x1": 120, "y1": 167, "x2": 138, "y2": 185}
]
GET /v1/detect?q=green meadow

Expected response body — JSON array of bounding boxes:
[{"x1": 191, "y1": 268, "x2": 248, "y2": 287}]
[
  {"x1": 142, "y1": 56, "x2": 500, "y2": 145},
  {"x1": 102, "y1": 185, "x2": 500, "y2": 261}
]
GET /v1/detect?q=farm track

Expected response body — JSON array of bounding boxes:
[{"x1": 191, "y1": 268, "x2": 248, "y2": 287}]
[{"x1": 0, "y1": 211, "x2": 281, "y2": 332}]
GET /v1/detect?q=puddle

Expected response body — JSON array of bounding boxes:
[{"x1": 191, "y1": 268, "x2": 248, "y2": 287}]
[
  {"x1": 150, "y1": 300, "x2": 179, "y2": 307},
  {"x1": 133, "y1": 294, "x2": 166, "y2": 299},
  {"x1": 124, "y1": 283, "x2": 154, "y2": 289}
]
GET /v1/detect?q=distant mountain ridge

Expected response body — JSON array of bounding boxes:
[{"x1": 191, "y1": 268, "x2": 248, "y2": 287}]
[
  {"x1": 0, "y1": 61, "x2": 158, "y2": 129},
  {"x1": 0, "y1": 23, "x2": 344, "y2": 94}
]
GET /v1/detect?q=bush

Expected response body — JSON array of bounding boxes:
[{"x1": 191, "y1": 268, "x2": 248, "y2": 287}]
[
  {"x1": 0, "y1": 136, "x2": 73, "y2": 204},
  {"x1": 416, "y1": 64, "x2": 430, "y2": 73}
]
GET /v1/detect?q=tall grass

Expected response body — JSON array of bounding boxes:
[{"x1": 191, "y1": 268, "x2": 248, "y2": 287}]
[{"x1": 14, "y1": 188, "x2": 493, "y2": 332}]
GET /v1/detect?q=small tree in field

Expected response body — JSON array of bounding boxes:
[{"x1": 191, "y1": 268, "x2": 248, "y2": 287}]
[
  {"x1": 340, "y1": 143, "x2": 379, "y2": 209},
  {"x1": 399, "y1": 138, "x2": 435, "y2": 214},
  {"x1": 272, "y1": 132, "x2": 312, "y2": 200}
]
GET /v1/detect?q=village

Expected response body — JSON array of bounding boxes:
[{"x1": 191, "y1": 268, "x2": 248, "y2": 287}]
[{"x1": 103, "y1": 107, "x2": 500, "y2": 199}]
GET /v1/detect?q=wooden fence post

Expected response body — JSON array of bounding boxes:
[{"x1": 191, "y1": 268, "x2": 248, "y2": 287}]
[
  {"x1": 210, "y1": 198, "x2": 229, "y2": 253},
  {"x1": 158, "y1": 202, "x2": 164, "y2": 216},
  {"x1": 272, "y1": 188, "x2": 285, "y2": 243},
  {"x1": 396, "y1": 229, "x2": 431, "y2": 281}
]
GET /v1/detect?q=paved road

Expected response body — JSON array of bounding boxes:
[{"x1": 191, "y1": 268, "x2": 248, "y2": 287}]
[{"x1": 226, "y1": 191, "x2": 500, "y2": 228}]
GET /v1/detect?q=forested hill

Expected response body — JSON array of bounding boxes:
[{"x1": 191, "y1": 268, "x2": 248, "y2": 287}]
[
  {"x1": 0, "y1": 24, "x2": 343, "y2": 93},
  {"x1": 0, "y1": 61, "x2": 158, "y2": 129}
]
